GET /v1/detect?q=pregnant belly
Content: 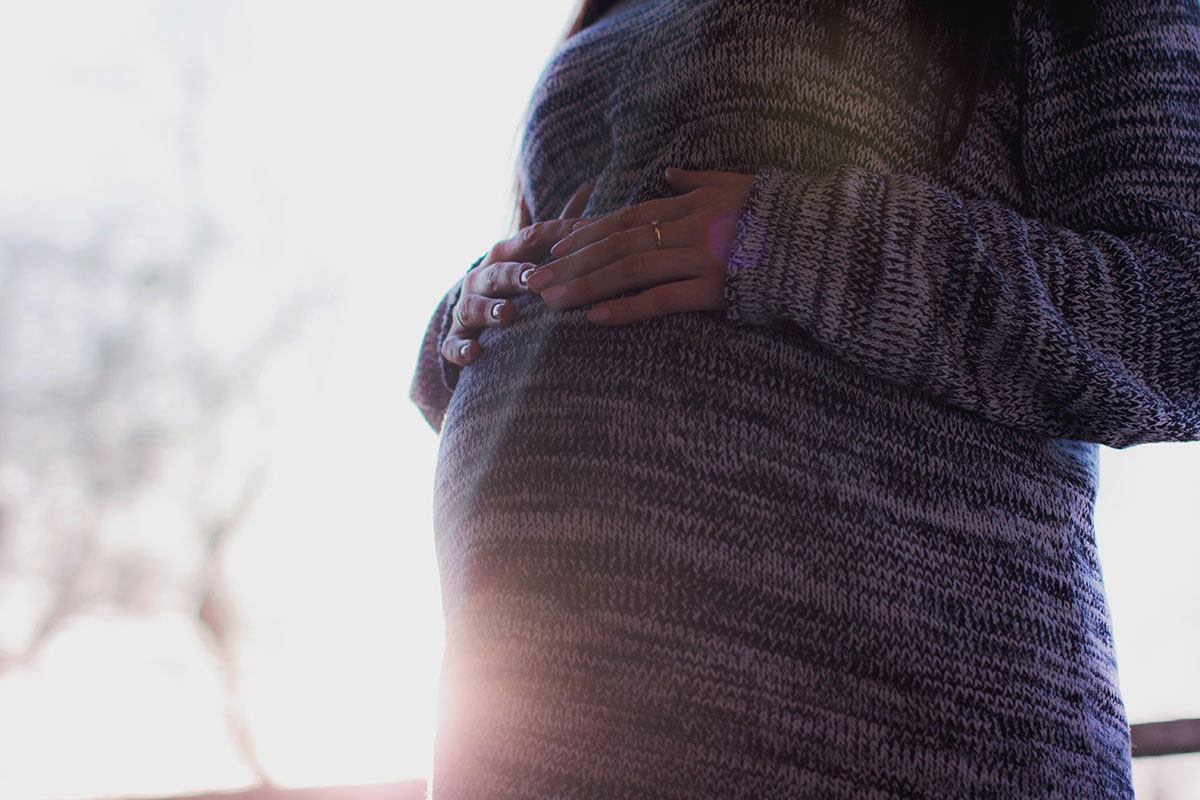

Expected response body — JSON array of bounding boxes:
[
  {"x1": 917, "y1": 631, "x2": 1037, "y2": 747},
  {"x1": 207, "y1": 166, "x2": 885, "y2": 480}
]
[
  {"x1": 427, "y1": 301, "x2": 1116, "y2": 797},
  {"x1": 435, "y1": 299, "x2": 827, "y2": 565},
  {"x1": 432, "y1": 292, "x2": 1092, "y2": 606}
]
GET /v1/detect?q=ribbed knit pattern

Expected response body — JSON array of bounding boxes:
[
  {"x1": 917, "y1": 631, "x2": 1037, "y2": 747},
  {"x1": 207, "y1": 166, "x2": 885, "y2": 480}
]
[{"x1": 412, "y1": 0, "x2": 1200, "y2": 797}]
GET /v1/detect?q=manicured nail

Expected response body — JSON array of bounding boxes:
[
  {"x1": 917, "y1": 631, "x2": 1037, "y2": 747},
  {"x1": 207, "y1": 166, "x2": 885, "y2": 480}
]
[
  {"x1": 587, "y1": 307, "x2": 611, "y2": 323},
  {"x1": 525, "y1": 269, "x2": 554, "y2": 291},
  {"x1": 550, "y1": 237, "x2": 572, "y2": 256},
  {"x1": 490, "y1": 301, "x2": 504, "y2": 319},
  {"x1": 542, "y1": 285, "x2": 568, "y2": 303},
  {"x1": 519, "y1": 267, "x2": 536, "y2": 288}
]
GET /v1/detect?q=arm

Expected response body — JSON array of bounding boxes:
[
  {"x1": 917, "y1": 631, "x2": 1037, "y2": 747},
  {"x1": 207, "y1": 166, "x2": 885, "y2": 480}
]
[
  {"x1": 533, "y1": 0, "x2": 1199, "y2": 445},
  {"x1": 723, "y1": 0, "x2": 1200, "y2": 447}
]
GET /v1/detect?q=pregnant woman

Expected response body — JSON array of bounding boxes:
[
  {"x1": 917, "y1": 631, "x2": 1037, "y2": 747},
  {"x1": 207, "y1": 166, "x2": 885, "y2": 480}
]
[{"x1": 411, "y1": 0, "x2": 1200, "y2": 796}]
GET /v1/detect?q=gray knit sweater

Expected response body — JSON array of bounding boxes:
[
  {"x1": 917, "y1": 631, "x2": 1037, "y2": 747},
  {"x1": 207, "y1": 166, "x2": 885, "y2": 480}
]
[{"x1": 412, "y1": 1, "x2": 1200, "y2": 797}]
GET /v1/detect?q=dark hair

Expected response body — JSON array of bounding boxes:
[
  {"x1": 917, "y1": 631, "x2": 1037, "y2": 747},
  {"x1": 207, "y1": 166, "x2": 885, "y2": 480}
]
[
  {"x1": 897, "y1": 0, "x2": 1097, "y2": 160},
  {"x1": 515, "y1": 0, "x2": 1098, "y2": 228}
]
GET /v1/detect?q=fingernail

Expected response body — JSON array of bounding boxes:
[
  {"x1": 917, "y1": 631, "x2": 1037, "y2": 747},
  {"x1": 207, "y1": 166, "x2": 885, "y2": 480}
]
[
  {"x1": 519, "y1": 267, "x2": 535, "y2": 288},
  {"x1": 490, "y1": 302, "x2": 504, "y2": 319},
  {"x1": 525, "y1": 268, "x2": 553, "y2": 291},
  {"x1": 571, "y1": 220, "x2": 589, "y2": 231},
  {"x1": 550, "y1": 237, "x2": 572, "y2": 256},
  {"x1": 459, "y1": 343, "x2": 471, "y2": 359},
  {"x1": 587, "y1": 307, "x2": 611, "y2": 323},
  {"x1": 542, "y1": 285, "x2": 567, "y2": 303}
]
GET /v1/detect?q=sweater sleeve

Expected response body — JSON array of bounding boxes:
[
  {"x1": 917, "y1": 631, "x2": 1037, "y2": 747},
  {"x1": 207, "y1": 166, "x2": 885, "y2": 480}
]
[
  {"x1": 410, "y1": 278, "x2": 464, "y2": 433},
  {"x1": 724, "y1": 0, "x2": 1200, "y2": 448}
]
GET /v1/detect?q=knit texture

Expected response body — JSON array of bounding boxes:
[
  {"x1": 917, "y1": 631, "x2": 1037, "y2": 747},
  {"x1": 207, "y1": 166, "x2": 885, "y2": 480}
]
[{"x1": 412, "y1": 0, "x2": 1200, "y2": 797}]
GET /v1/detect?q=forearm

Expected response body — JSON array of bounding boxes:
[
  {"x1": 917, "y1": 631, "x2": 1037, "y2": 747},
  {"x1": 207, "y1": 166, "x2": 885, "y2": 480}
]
[{"x1": 725, "y1": 165, "x2": 1200, "y2": 447}]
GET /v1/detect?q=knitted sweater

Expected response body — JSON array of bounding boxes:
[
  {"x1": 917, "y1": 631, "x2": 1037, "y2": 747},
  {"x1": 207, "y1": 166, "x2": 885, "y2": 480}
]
[{"x1": 411, "y1": 1, "x2": 1200, "y2": 797}]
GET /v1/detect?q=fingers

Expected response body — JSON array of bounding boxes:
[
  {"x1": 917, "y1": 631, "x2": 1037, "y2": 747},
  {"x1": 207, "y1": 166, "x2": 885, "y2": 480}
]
[
  {"x1": 440, "y1": 293, "x2": 514, "y2": 367},
  {"x1": 549, "y1": 194, "x2": 690, "y2": 258},
  {"x1": 538, "y1": 244, "x2": 710, "y2": 310},
  {"x1": 455, "y1": 291, "x2": 519, "y2": 328},
  {"x1": 586, "y1": 278, "x2": 724, "y2": 325},
  {"x1": 465, "y1": 259, "x2": 540, "y2": 299},
  {"x1": 559, "y1": 183, "x2": 594, "y2": 219},
  {"x1": 442, "y1": 260, "x2": 535, "y2": 368},
  {"x1": 538, "y1": 216, "x2": 693, "y2": 289},
  {"x1": 441, "y1": 333, "x2": 479, "y2": 367},
  {"x1": 443, "y1": 188, "x2": 594, "y2": 369},
  {"x1": 491, "y1": 217, "x2": 587, "y2": 264}
]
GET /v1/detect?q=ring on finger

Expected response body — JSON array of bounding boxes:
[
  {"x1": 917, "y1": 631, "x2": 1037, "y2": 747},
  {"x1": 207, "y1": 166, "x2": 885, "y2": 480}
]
[{"x1": 650, "y1": 219, "x2": 663, "y2": 250}]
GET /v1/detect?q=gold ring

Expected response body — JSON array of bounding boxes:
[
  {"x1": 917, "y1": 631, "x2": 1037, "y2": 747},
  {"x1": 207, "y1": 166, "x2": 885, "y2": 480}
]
[{"x1": 650, "y1": 219, "x2": 663, "y2": 249}]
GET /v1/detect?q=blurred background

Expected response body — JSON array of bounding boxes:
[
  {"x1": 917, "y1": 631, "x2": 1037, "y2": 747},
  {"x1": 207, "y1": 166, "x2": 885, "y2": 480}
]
[{"x1": 0, "y1": 1, "x2": 1195, "y2": 798}]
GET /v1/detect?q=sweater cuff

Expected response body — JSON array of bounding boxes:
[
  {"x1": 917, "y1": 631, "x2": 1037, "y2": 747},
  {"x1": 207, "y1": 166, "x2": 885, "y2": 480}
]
[{"x1": 724, "y1": 167, "x2": 824, "y2": 328}]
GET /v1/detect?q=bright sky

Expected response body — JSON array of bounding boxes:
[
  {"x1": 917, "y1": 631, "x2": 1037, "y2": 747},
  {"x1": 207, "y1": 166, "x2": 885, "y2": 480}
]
[
  {"x1": 0, "y1": 2, "x2": 1196, "y2": 798},
  {"x1": 0, "y1": 1, "x2": 572, "y2": 795}
]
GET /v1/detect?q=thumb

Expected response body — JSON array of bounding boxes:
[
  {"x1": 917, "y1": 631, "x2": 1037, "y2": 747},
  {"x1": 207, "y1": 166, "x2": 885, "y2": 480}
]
[
  {"x1": 665, "y1": 167, "x2": 747, "y2": 191},
  {"x1": 559, "y1": 183, "x2": 595, "y2": 219},
  {"x1": 667, "y1": 165, "x2": 720, "y2": 190}
]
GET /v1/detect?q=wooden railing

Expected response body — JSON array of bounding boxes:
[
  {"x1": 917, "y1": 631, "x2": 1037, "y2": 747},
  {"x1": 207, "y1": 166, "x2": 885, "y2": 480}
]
[
  {"x1": 1131, "y1": 718, "x2": 1200, "y2": 758},
  {"x1": 139, "y1": 719, "x2": 1200, "y2": 800},
  {"x1": 144, "y1": 782, "x2": 427, "y2": 800}
]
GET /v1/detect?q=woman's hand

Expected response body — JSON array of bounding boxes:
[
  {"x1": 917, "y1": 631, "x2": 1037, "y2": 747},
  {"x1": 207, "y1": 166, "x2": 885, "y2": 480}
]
[
  {"x1": 527, "y1": 168, "x2": 756, "y2": 325},
  {"x1": 442, "y1": 184, "x2": 594, "y2": 367}
]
